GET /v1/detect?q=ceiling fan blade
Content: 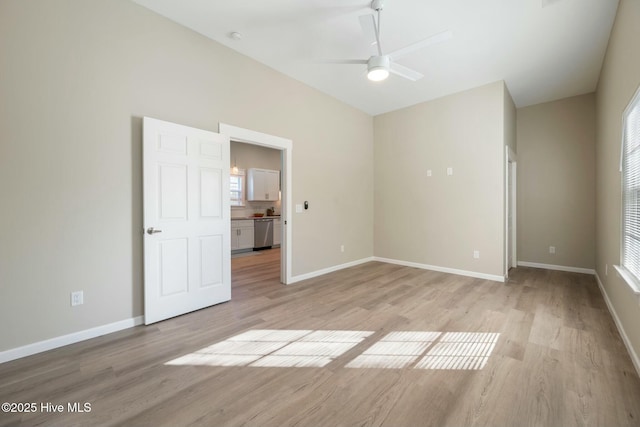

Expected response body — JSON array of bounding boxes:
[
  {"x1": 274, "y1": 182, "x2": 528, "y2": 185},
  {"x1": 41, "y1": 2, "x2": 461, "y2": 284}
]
[
  {"x1": 359, "y1": 14, "x2": 381, "y2": 56},
  {"x1": 388, "y1": 30, "x2": 452, "y2": 60},
  {"x1": 319, "y1": 59, "x2": 368, "y2": 65},
  {"x1": 389, "y1": 62, "x2": 424, "y2": 81}
]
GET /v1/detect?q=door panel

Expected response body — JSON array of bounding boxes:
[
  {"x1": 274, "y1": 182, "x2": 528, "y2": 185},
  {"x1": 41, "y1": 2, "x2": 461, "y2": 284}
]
[
  {"x1": 144, "y1": 117, "x2": 230, "y2": 325},
  {"x1": 200, "y1": 168, "x2": 222, "y2": 218},
  {"x1": 158, "y1": 133, "x2": 187, "y2": 154},
  {"x1": 159, "y1": 238, "x2": 189, "y2": 296},
  {"x1": 159, "y1": 164, "x2": 188, "y2": 219},
  {"x1": 200, "y1": 235, "x2": 223, "y2": 288}
]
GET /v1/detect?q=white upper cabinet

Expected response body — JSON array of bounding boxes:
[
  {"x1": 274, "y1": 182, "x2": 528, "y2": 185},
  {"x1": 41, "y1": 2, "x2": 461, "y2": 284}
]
[{"x1": 247, "y1": 168, "x2": 280, "y2": 201}]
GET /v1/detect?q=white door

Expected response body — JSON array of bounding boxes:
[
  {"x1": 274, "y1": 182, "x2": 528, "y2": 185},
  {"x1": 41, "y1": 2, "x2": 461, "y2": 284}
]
[{"x1": 143, "y1": 117, "x2": 230, "y2": 325}]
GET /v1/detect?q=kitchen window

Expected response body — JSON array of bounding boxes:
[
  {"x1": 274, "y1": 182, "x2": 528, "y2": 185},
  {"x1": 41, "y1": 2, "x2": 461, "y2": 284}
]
[
  {"x1": 230, "y1": 169, "x2": 245, "y2": 207},
  {"x1": 617, "y1": 85, "x2": 640, "y2": 299}
]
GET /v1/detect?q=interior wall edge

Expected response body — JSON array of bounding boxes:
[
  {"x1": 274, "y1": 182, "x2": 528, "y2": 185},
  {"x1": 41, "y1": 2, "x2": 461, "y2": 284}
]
[
  {"x1": 516, "y1": 261, "x2": 596, "y2": 275},
  {"x1": 288, "y1": 257, "x2": 375, "y2": 284},
  {"x1": 373, "y1": 257, "x2": 505, "y2": 283}
]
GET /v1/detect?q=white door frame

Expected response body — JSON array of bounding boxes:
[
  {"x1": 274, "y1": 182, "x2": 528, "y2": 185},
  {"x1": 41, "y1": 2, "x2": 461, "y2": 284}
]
[
  {"x1": 505, "y1": 146, "x2": 517, "y2": 277},
  {"x1": 219, "y1": 123, "x2": 293, "y2": 284}
]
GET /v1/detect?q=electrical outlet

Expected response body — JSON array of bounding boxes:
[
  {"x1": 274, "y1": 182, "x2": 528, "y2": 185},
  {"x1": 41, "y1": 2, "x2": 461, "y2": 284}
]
[
  {"x1": 71, "y1": 291, "x2": 84, "y2": 306},
  {"x1": 427, "y1": 169, "x2": 432, "y2": 177},
  {"x1": 549, "y1": 246, "x2": 556, "y2": 254},
  {"x1": 340, "y1": 245, "x2": 345, "y2": 253},
  {"x1": 473, "y1": 250, "x2": 480, "y2": 259},
  {"x1": 447, "y1": 167, "x2": 453, "y2": 176}
]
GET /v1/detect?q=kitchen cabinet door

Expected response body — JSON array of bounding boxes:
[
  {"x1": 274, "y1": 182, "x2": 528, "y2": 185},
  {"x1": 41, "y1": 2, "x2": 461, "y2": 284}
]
[
  {"x1": 231, "y1": 220, "x2": 254, "y2": 250},
  {"x1": 247, "y1": 168, "x2": 280, "y2": 201},
  {"x1": 264, "y1": 170, "x2": 279, "y2": 201},
  {"x1": 231, "y1": 225, "x2": 241, "y2": 250},
  {"x1": 237, "y1": 226, "x2": 254, "y2": 249},
  {"x1": 273, "y1": 219, "x2": 282, "y2": 246}
]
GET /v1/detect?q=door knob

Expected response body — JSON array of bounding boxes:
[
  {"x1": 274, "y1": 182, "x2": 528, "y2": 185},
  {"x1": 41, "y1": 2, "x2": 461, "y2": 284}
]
[{"x1": 146, "y1": 227, "x2": 162, "y2": 235}]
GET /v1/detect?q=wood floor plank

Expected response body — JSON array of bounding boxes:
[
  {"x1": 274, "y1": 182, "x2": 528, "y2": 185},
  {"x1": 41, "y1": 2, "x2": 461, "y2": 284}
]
[
  {"x1": 529, "y1": 304, "x2": 564, "y2": 350},
  {"x1": 1, "y1": 255, "x2": 639, "y2": 427}
]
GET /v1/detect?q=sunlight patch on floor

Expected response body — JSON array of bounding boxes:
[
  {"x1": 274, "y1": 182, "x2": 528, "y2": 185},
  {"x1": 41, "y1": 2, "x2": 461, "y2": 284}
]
[
  {"x1": 166, "y1": 330, "x2": 500, "y2": 370},
  {"x1": 345, "y1": 331, "x2": 440, "y2": 369},
  {"x1": 166, "y1": 329, "x2": 373, "y2": 368},
  {"x1": 415, "y1": 332, "x2": 500, "y2": 370}
]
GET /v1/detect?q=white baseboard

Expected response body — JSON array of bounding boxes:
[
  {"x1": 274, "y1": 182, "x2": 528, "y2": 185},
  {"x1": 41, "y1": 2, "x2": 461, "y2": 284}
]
[
  {"x1": 517, "y1": 261, "x2": 596, "y2": 275},
  {"x1": 289, "y1": 257, "x2": 375, "y2": 284},
  {"x1": 594, "y1": 273, "x2": 640, "y2": 377},
  {"x1": 374, "y1": 257, "x2": 505, "y2": 282},
  {"x1": 0, "y1": 316, "x2": 144, "y2": 364}
]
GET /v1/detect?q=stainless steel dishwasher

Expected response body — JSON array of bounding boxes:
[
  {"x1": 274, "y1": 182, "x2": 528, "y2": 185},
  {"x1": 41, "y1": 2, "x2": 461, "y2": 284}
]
[{"x1": 253, "y1": 218, "x2": 273, "y2": 250}]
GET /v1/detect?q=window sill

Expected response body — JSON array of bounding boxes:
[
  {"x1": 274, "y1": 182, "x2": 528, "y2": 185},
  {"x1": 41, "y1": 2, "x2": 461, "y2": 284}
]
[{"x1": 613, "y1": 265, "x2": 640, "y2": 305}]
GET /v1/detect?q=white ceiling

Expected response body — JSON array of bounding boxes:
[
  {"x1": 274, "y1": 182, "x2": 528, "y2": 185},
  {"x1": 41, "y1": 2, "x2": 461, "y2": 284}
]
[{"x1": 131, "y1": 0, "x2": 619, "y2": 116}]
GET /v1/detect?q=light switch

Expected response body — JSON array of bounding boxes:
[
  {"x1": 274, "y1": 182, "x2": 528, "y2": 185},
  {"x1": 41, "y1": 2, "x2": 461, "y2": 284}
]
[
  {"x1": 296, "y1": 204, "x2": 303, "y2": 213},
  {"x1": 427, "y1": 169, "x2": 432, "y2": 177},
  {"x1": 447, "y1": 167, "x2": 453, "y2": 176}
]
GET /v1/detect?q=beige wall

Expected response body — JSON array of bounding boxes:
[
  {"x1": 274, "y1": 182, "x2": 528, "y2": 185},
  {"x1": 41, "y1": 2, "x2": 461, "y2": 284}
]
[
  {"x1": 504, "y1": 86, "x2": 517, "y2": 154},
  {"x1": 595, "y1": 0, "x2": 640, "y2": 363},
  {"x1": 231, "y1": 142, "x2": 281, "y2": 173},
  {"x1": 373, "y1": 81, "x2": 508, "y2": 278},
  {"x1": 517, "y1": 94, "x2": 596, "y2": 269},
  {"x1": 0, "y1": 0, "x2": 373, "y2": 352}
]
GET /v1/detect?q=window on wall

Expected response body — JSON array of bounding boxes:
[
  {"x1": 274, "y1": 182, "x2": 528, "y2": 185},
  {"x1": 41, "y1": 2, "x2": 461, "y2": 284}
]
[
  {"x1": 230, "y1": 169, "x2": 245, "y2": 207},
  {"x1": 619, "y1": 86, "x2": 640, "y2": 292}
]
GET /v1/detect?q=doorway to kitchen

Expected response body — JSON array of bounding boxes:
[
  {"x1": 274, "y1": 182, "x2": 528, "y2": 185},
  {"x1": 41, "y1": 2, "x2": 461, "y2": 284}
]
[
  {"x1": 219, "y1": 123, "x2": 292, "y2": 285},
  {"x1": 230, "y1": 141, "x2": 282, "y2": 285}
]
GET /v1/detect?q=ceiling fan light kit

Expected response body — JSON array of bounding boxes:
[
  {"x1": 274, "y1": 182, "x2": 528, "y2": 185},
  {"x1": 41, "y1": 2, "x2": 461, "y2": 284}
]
[{"x1": 367, "y1": 55, "x2": 390, "y2": 81}]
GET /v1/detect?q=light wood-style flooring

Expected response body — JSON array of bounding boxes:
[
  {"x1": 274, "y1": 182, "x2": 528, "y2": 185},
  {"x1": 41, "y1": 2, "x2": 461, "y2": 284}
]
[{"x1": 1, "y1": 251, "x2": 640, "y2": 427}]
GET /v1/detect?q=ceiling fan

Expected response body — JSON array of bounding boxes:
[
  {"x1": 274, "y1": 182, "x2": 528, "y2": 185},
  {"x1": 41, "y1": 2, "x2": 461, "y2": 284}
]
[{"x1": 335, "y1": 0, "x2": 452, "y2": 82}]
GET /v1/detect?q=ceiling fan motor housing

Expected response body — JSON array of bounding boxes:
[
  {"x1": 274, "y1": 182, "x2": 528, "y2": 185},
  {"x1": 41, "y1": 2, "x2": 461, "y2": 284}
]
[
  {"x1": 371, "y1": 0, "x2": 384, "y2": 11},
  {"x1": 368, "y1": 55, "x2": 390, "y2": 70}
]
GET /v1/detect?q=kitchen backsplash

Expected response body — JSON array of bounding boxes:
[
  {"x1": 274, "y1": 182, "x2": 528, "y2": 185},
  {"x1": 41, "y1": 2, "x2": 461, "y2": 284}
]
[{"x1": 231, "y1": 200, "x2": 281, "y2": 218}]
